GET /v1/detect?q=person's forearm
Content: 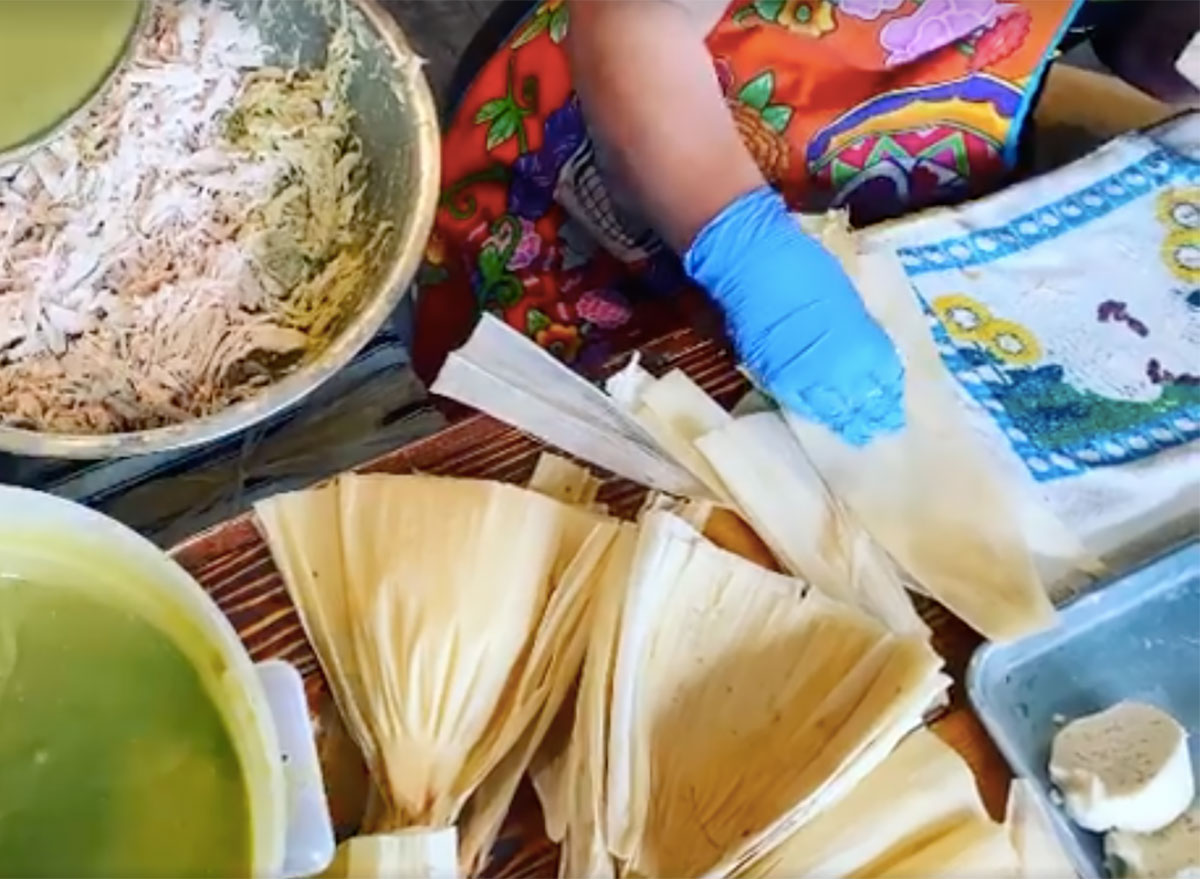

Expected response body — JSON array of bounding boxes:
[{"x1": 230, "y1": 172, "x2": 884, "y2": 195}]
[{"x1": 566, "y1": 0, "x2": 765, "y2": 252}]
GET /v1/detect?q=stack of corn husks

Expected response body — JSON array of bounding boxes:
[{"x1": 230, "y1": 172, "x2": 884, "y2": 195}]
[
  {"x1": 434, "y1": 243, "x2": 1096, "y2": 644},
  {"x1": 255, "y1": 452, "x2": 1062, "y2": 877},
  {"x1": 257, "y1": 469, "x2": 619, "y2": 875},
  {"x1": 539, "y1": 504, "x2": 950, "y2": 877},
  {"x1": 253, "y1": 224, "x2": 1085, "y2": 877}
]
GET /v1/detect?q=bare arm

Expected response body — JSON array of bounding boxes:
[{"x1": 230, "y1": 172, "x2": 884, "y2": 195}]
[
  {"x1": 566, "y1": 0, "x2": 764, "y2": 251},
  {"x1": 568, "y1": 0, "x2": 907, "y2": 443}
]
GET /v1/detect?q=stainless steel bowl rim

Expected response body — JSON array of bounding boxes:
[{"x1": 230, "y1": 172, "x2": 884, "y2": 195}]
[{"x1": 0, "y1": 0, "x2": 440, "y2": 459}]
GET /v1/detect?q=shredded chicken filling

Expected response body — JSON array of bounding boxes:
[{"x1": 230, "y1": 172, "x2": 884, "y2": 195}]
[{"x1": 0, "y1": 0, "x2": 380, "y2": 434}]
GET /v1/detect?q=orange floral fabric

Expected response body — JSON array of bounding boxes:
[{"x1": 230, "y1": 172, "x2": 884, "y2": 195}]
[{"x1": 413, "y1": 0, "x2": 1081, "y2": 382}]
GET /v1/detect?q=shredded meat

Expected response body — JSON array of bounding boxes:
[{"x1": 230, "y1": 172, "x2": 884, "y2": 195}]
[{"x1": 0, "y1": 0, "x2": 379, "y2": 434}]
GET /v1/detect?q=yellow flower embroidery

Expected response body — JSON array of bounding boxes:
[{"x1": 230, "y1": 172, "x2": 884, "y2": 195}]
[
  {"x1": 932, "y1": 293, "x2": 993, "y2": 342},
  {"x1": 1156, "y1": 187, "x2": 1200, "y2": 232},
  {"x1": 1162, "y1": 229, "x2": 1200, "y2": 283},
  {"x1": 982, "y1": 319, "x2": 1042, "y2": 366},
  {"x1": 780, "y1": 0, "x2": 836, "y2": 36}
]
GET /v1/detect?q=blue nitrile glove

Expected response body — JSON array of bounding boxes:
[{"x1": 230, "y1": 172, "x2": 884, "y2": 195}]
[{"x1": 683, "y1": 186, "x2": 905, "y2": 445}]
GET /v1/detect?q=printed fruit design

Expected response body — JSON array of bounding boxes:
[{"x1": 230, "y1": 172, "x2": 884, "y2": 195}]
[
  {"x1": 968, "y1": 5, "x2": 1032, "y2": 70},
  {"x1": 717, "y1": 65, "x2": 794, "y2": 183},
  {"x1": 731, "y1": 0, "x2": 837, "y2": 37}
]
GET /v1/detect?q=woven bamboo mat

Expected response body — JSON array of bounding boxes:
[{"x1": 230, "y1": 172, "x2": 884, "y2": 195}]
[{"x1": 170, "y1": 327, "x2": 1008, "y2": 877}]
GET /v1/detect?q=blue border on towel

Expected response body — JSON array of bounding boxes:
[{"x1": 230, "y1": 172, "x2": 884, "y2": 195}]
[{"x1": 896, "y1": 146, "x2": 1200, "y2": 481}]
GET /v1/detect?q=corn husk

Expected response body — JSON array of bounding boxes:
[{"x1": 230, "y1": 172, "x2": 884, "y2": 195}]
[
  {"x1": 432, "y1": 230, "x2": 1082, "y2": 641},
  {"x1": 431, "y1": 316, "x2": 706, "y2": 497},
  {"x1": 736, "y1": 729, "x2": 1019, "y2": 878},
  {"x1": 606, "y1": 362, "x2": 733, "y2": 501},
  {"x1": 456, "y1": 515, "x2": 616, "y2": 873},
  {"x1": 527, "y1": 683, "x2": 577, "y2": 845},
  {"x1": 785, "y1": 242, "x2": 1056, "y2": 641},
  {"x1": 455, "y1": 456, "x2": 615, "y2": 874},
  {"x1": 875, "y1": 818, "x2": 1018, "y2": 878},
  {"x1": 528, "y1": 452, "x2": 604, "y2": 509},
  {"x1": 607, "y1": 361, "x2": 922, "y2": 636},
  {"x1": 695, "y1": 410, "x2": 926, "y2": 637},
  {"x1": 673, "y1": 498, "x2": 781, "y2": 572},
  {"x1": 256, "y1": 473, "x2": 617, "y2": 874},
  {"x1": 559, "y1": 524, "x2": 639, "y2": 879},
  {"x1": 555, "y1": 511, "x2": 947, "y2": 878},
  {"x1": 252, "y1": 481, "x2": 378, "y2": 773},
  {"x1": 816, "y1": 212, "x2": 1100, "y2": 598},
  {"x1": 1005, "y1": 778, "x2": 1078, "y2": 879},
  {"x1": 322, "y1": 829, "x2": 459, "y2": 879}
]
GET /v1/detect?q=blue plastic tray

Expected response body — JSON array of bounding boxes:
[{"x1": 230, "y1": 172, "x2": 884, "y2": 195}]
[{"x1": 968, "y1": 541, "x2": 1200, "y2": 879}]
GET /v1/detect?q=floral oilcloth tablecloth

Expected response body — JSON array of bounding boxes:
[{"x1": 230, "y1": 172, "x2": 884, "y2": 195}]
[{"x1": 866, "y1": 111, "x2": 1200, "y2": 549}]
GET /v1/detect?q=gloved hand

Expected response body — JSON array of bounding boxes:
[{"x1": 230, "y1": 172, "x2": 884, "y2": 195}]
[{"x1": 683, "y1": 186, "x2": 905, "y2": 445}]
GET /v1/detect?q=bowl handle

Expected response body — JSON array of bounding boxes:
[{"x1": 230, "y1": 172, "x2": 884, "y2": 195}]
[{"x1": 256, "y1": 660, "x2": 336, "y2": 879}]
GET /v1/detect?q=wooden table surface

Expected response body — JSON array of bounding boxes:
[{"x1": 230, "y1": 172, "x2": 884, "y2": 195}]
[{"x1": 171, "y1": 326, "x2": 1013, "y2": 876}]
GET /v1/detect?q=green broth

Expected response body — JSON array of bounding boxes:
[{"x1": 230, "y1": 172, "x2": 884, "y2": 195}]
[
  {"x1": 0, "y1": 577, "x2": 251, "y2": 877},
  {"x1": 0, "y1": 0, "x2": 141, "y2": 152}
]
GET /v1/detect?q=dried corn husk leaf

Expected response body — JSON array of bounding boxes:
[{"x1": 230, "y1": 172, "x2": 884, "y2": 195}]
[
  {"x1": 871, "y1": 818, "x2": 1018, "y2": 878},
  {"x1": 528, "y1": 452, "x2": 603, "y2": 508},
  {"x1": 525, "y1": 455, "x2": 612, "y2": 589},
  {"x1": 696, "y1": 411, "x2": 925, "y2": 637},
  {"x1": 818, "y1": 209, "x2": 1099, "y2": 598},
  {"x1": 253, "y1": 483, "x2": 380, "y2": 779},
  {"x1": 735, "y1": 729, "x2": 1016, "y2": 878},
  {"x1": 783, "y1": 247, "x2": 1055, "y2": 641},
  {"x1": 256, "y1": 473, "x2": 615, "y2": 847},
  {"x1": 432, "y1": 316, "x2": 705, "y2": 496},
  {"x1": 603, "y1": 512, "x2": 946, "y2": 878},
  {"x1": 321, "y1": 828, "x2": 458, "y2": 879},
  {"x1": 513, "y1": 450, "x2": 607, "y2": 857},
  {"x1": 603, "y1": 354, "x2": 657, "y2": 411},
  {"x1": 608, "y1": 365, "x2": 912, "y2": 629},
  {"x1": 331, "y1": 475, "x2": 553, "y2": 826},
  {"x1": 643, "y1": 494, "x2": 781, "y2": 572},
  {"x1": 1005, "y1": 778, "x2": 1078, "y2": 879},
  {"x1": 560, "y1": 524, "x2": 640, "y2": 879},
  {"x1": 457, "y1": 458, "x2": 618, "y2": 873},
  {"x1": 457, "y1": 516, "x2": 619, "y2": 874},
  {"x1": 516, "y1": 452, "x2": 610, "y2": 859},
  {"x1": 693, "y1": 502, "x2": 781, "y2": 571},
  {"x1": 605, "y1": 364, "x2": 733, "y2": 501},
  {"x1": 528, "y1": 681, "x2": 576, "y2": 845}
]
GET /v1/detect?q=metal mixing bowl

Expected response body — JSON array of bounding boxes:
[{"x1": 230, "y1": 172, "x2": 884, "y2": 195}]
[{"x1": 0, "y1": 0, "x2": 439, "y2": 458}]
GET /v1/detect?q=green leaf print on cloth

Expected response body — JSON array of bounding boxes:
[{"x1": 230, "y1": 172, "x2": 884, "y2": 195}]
[
  {"x1": 512, "y1": 1, "x2": 569, "y2": 48},
  {"x1": 760, "y1": 104, "x2": 795, "y2": 134},
  {"x1": 737, "y1": 71, "x2": 774, "y2": 110},
  {"x1": 473, "y1": 57, "x2": 539, "y2": 154},
  {"x1": 735, "y1": 71, "x2": 795, "y2": 135},
  {"x1": 731, "y1": 0, "x2": 838, "y2": 37},
  {"x1": 476, "y1": 215, "x2": 525, "y2": 309}
]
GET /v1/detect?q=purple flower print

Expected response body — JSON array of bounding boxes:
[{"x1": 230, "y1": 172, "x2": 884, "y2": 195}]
[
  {"x1": 838, "y1": 0, "x2": 904, "y2": 22},
  {"x1": 575, "y1": 289, "x2": 632, "y2": 329},
  {"x1": 880, "y1": 0, "x2": 1010, "y2": 66},
  {"x1": 507, "y1": 94, "x2": 587, "y2": 220},
  {"x1": 506, "y1": 218, "x2": 543, "y2": 270}
]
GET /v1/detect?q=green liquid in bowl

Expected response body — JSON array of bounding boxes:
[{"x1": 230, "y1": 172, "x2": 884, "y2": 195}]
[
  {"x1": 0, "y1": 578, "x2": 251, "y2": 878},
  {"x1": 0, "y1": 0, "x2": 142, "y2": 153}
]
